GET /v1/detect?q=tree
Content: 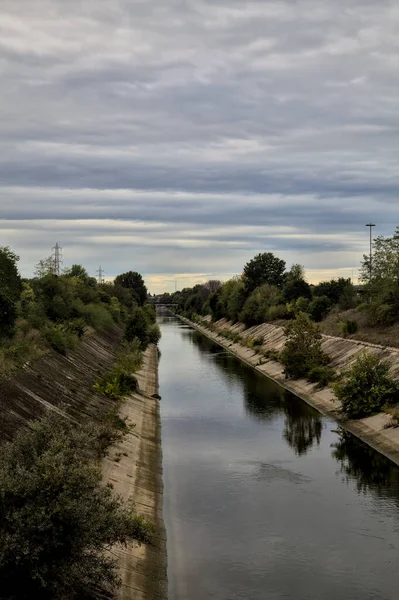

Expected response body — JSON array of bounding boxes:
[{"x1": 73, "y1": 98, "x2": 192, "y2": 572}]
[
  {"x1": 283, "y1": 278, "x2": 312, "y2": 302},
  {"x1": 360, "y1": 226, "x2": 399, "y2": 285},
  {"x1": 0, "y1": 247, "x2": 22, "y2": 302},
  {"x1": 34, "y1": 257, "x2": 53, "y2": 279},
  {"x1": 125, "y1": 307, "x2": 150, "y2": 347},
  {"x1": 240, "y1": 284, "x2": 283, "y2": 326},
  {"x1": 308, "y1": 295, "x2": 331, "y2": 322},
  {"x1": 0, "y1": 291, "x2": 17, "y2": 338},
  {"x1": 280, "y1": 313, "x2": 329, "y2": 378},
  {"x1": 114, "y1": 272, "x2": 147, "y2": 306},
  {"x1": 204, "y1": 280, "x2": 221, "y2": 293},
  {"x1": 333, "y1": 352, "x2": 399, "y2": 419},
  {"x1": 285, "y1": 263, "x2": 305, "y2": 283},
  {"x1": 313, "y1": 278, "x2": 351, "y2": 305},
  {"x1": 243, "y1": 252, "x2": 286, "y2": 292},
  {"x1": 359, "y1": 226, "x2": 399, "y2": 325},
  {"x1": 63, "y1": 264, "x2": 91, "y2": 283},
  {"x1": 0, "y1": 413, "x2": 152, "y2": 599}
]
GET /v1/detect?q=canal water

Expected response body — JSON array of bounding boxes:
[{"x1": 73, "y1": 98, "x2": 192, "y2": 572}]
[{"x1": 159, "y1": 317, "x2": 399, "y2": 600}]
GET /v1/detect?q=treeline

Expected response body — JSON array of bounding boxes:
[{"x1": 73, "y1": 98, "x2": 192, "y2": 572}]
[
  {"x1": 0, "y1": 248, "x2": 159, "y2": 371},
  {"x1": 0, "y1": 247, "x2": 161, "y2": 598},
  {"x1": 161, "y1": 225, "x2": 399, "y2": 330},
  {"x1": 160, "y1": 254, "x2": 358, "y2": 326}
]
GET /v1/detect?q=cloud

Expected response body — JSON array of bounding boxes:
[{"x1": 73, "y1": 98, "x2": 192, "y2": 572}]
[{"x1": 0, "y1": 0, "x2": 398, "y2": 291}]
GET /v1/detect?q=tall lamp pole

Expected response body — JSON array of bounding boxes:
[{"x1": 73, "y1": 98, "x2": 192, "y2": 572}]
[{"x1": 365, "y1": 223, "x2": 375, "y2": 291}]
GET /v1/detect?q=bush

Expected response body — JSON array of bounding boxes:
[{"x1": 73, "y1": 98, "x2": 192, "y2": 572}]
[
  {"x1": 125, "y1": 307, "x2": 150, "y2": 347},
  {"x1": 309, "y1": 296, "x2": 331, "y2": 322},
  {"x1": 44, "y1": 324, "x2": 78, "y2": 355},
  {"x1": 94, "y1": 369, "x2": 138, "y2": 400},
  {"x1": 333, "y1": 352, "x2": 399, "y2": 419},
  {"x1": 0, "y1": 412, "x2": 153, "y2": 599},
  {"x1": 262, "y1": 349, "x2": 281, "y2": 361},
  {"x1": 0, "y1": 292, "x2": 17, "y2": 338},
  {"x1": 240, "y1": 284, "x2": 283, "y2": 325},
  {"x1": 307, "y1": 366, "x2": 336, "y2": 388},
  {"x1": 266, "y1": 304, "x2": 290, "y2": 321},
  {"x1": 117, "y1": 339, "x2": 143, "y2": 373},
  {"x1": 80, "y1": 303, "x2": 114, "y2": 330},
  {"x1": 65, "y1": 317, "x2": 86, "y2": 338},
  {"x1": 339, "y1": 319, "x2": 358, "y2": 337},
  {"x1": 280, "y1": 313, "x2": 330, "y2": 379},
  {"x1": 148, "y1": 323, "x2": 161, "y2": 344}
]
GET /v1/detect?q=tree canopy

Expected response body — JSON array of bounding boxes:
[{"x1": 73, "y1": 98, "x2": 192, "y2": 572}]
[
  {"x1": 243, "y1": 252, "x2": 286, "y2": 292},
  {"x1": 0, "y1": 247, "x2": 21, "y2": 302},
  {"x1": 114, "y1": 272, "x2": 147, "y2": 305}
]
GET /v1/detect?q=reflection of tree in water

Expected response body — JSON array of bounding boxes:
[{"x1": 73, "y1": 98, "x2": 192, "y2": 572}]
[
  {"x1": 189, "y1": 329, "x2": 324, "y2": 456},
  {"x1": 332, "y1": 429, "x2": 399, "y2": 497},
  {"x1": 282, "y1": 397, "x2": 322, "y2": 456}
]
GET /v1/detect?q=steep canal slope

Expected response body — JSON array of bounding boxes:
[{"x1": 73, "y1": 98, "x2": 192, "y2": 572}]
[
  {"x1": 0, "y1": 329, "x2": 166, "y2": 599},
  {"x1": 186, "y1": 317, "x2": 399, "y2": 465},
  {"x1": 0, "y1": 327, "x2": 123, "y2": 438},
  {"x1": 159, "y1": 317, "x2": 399, "y2": 600}
]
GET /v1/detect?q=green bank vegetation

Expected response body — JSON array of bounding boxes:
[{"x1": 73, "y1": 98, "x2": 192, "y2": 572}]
[
  {"x1": 0, "y1": 247, "x2": 162, "y2": 598},
  {"x1": 161, "y1": 225, "x2": 399, "y2": 418},
  {"x1": 0, "y1": 413, "x2": 153, "y2": 599},
  {"x1": 0, "y1": 245, "x2": 160, "y2": 371}
]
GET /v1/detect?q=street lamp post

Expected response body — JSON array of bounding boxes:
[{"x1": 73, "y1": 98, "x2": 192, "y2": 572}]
[{"x1": 365, "y1": 223, "x2": 375, "y2": 295}]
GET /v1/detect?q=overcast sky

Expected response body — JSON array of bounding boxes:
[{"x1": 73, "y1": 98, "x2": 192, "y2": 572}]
[{"x1": 1, "y1": 1, "x2": 398, "y2": 292}]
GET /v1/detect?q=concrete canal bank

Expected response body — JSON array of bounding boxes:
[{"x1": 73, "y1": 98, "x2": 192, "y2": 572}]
[
  {"x1": 102, "y1": 344, "x2": 167, "y2": 600},
  {"x1": 182, "y1": 316, "x2": 399, "y2": 466}
]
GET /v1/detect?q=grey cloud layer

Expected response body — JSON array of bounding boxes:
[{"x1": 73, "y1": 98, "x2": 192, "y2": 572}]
[{"x1": 0, "y1": 0, "x2": 398, "y2": 285}]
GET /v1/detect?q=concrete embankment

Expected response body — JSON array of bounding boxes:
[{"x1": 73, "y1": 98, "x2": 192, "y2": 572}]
[
  {"x1": 0, "y1": 328, "x2": 167, "y2": 600},
  {"x1": 102, "y1": 344, "x2": 167, "y2": 600},
  {"x1": 182, "y1": 316, "x2": 399, "y2": 466},
  {"x1": 0, "y1": 326, "x2": 123, "y2": 438}
]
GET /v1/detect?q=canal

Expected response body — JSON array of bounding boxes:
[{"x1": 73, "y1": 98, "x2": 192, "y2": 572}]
[{"x1": 159, "y1": 317, "x2": 399, "y2": 600}]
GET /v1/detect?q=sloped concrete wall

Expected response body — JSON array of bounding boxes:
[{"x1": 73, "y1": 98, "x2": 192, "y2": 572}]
[
  {"x1": 0, "y1": 327, "x2": 123, "y2": 439},
  {"x1": 187, "y1": 317, "x2": 399, "y2": 466},
  {"x1": 213, "y1": 317, "x2": 399, "y2": 378}
]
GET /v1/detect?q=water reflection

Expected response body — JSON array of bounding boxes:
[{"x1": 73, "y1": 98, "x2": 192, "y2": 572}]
[
  {"x1": 282, "y1": 397, "x2": 322, "y2": 456},
  {"x1": 161, "y1": 318, "x2": 399, "y2": 600},
  {"x1": 178, "y1": 322, "x2": 399, "y2": 487},
  {"x1": 332, "y1": 428, "x2": 399, "y2": 496},
  {"x1": 189, "y1": 327, "x2": 323, "y2": 456}
]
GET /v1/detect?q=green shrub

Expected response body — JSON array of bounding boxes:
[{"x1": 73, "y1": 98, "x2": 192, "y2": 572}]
[
  {"x1": 262, "y1": 349, "x2": 281, "y2": 361},
  {"x1": 267, "y1": 304, "x2": 290, "y2": 321},
  {"x1": 333, "y1": 352, "x2": 399, "y2": 419},
  {"x1": 148, "y1": 323, "x2": 161, "y2": 344},
  {"x1": 125, "y1": 307, "x2": 150, "y2": 347},
  {"x1": 0, "y1": 412, "x2": 153, "y2": 598},
  {"x1": 3, "y1": 341, "x2": 33, "y2": 364},
  {"x1": 117, "y1": 339, "x2": 143, "y2": 373},
  {"x1": 251, "y1": 337, "x2": 263, "y2": 348},
  {"x1": 309, "y1": 296, "x2": 331, "y2": 322},
  {"x1": 295, "y1": 296, "x2": 311, "y2": 314},
  {"x1": 0, "y1": 292, "x2": 17, "y2": 339},
  {"x1": 339, "y1": 319, "x2": 358, "y2": 337},
  {"x1": 307, "y1": 366, "x2": 336, "y2": 388},
  {"x1": 65, "y1": 317, "x2": 86, "y2": 338},
  {"x1": 94, "y1": 369, "x2": 138, "y2": 400},
  {"x1": 80, "y1": 303, "x2": 114, "y2": 330},
  {"x1": 280, "y1": 313, "x2": 330, "y2": 378},
  {"x1": 44, "y1": 324, "x2": 78, "y2": 355}
]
